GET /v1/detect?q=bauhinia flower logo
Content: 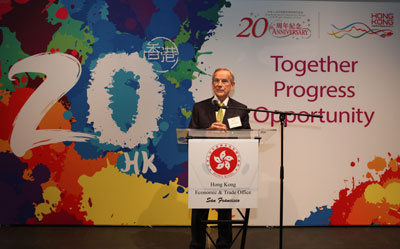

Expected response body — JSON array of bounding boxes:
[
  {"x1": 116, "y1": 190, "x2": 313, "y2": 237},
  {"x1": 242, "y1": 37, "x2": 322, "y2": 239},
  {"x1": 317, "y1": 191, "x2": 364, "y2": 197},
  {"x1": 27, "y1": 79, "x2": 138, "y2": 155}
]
[
  {"x1": 214, "y1": 150, "x2": 234, "y2": 170},
  {"x1": 206, "y1": 143, "x2": 241, "y2": 178}
]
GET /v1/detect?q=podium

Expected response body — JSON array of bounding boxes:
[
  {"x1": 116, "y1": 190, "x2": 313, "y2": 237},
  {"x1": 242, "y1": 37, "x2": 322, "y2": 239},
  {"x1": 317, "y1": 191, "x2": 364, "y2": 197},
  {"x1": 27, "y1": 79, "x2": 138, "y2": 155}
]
[{"x1": 177, "y1": 128, "x2": 276, "y2": 249}]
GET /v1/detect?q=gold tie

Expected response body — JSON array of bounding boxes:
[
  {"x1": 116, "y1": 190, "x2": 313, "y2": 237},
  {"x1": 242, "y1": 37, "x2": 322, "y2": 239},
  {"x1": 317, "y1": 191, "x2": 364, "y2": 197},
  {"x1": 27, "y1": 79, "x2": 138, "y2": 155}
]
[{"x1": 217, "y1": 103, "x2": 224, "y2": 122}]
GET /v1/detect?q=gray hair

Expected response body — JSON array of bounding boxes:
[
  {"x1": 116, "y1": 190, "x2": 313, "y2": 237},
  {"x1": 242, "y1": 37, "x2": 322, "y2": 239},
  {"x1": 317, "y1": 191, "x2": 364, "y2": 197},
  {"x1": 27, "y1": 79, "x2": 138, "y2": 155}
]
[{"x1": 212, "y1": 68, "x2": 235, "y2": 83}]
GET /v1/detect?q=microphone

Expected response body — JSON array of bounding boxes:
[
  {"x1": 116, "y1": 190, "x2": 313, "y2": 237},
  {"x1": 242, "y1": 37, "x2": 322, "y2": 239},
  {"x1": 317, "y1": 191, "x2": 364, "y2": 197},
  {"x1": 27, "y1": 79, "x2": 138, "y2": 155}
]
[{"x1": 212, "y1": 100, "x2": 220, "y2": 111}]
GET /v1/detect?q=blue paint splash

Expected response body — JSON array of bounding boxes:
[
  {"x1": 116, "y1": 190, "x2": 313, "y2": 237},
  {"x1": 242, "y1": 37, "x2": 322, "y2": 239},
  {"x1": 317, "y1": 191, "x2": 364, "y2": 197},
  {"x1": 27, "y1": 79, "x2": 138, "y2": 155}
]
[{"x1": 295, "y1": 206, "x2": 332, "y2": 226}]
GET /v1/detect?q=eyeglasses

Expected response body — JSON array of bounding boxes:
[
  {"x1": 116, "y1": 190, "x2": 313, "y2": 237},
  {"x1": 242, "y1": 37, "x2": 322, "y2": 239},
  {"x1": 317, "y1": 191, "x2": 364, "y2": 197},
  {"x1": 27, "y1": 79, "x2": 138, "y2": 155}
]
[{"x1": 213, "y1": 78, "x2": 230, "y2": 84}]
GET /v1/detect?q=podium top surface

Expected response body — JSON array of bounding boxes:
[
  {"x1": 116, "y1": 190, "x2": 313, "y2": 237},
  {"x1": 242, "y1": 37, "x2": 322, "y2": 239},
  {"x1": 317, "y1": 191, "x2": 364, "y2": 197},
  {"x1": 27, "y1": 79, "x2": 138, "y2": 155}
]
[{"x1": 176, "y1": 128, "x2": 276, "y2": 144}]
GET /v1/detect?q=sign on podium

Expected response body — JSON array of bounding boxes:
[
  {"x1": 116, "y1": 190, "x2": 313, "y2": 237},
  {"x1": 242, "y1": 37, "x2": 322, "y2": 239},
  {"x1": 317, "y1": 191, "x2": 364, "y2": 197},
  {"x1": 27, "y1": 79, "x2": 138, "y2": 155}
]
[{"x1": 177, "y1": 129, "x2": 276, "y2": 209}]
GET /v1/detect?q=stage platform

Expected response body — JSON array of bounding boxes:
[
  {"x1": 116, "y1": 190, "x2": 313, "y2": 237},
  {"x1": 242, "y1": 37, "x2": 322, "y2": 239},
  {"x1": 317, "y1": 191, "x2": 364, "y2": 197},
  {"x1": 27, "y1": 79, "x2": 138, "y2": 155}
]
[{"x1": 1, "y1": 225, "x2": 399, "y2": 249}]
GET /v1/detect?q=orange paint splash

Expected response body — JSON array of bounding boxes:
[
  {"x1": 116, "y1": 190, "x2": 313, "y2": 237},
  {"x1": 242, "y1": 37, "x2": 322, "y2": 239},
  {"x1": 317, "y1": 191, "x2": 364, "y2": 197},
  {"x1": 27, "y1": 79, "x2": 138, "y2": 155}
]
[
  {"x1": 22, "y1": 168, "x2": 34, "y2": 181},
  {"x1": 365, "y1": 172, "x2": 374, "y2": 181},
  {"x1": 367, "y1": 156, "x2": 386, "y2": 172},
  {"x1": 389, "y1": 158, "x2": 399, "y2": 172},
  {"x1": 37, "y1": 101, "x2": 71, "y2": 130},
  {"x1": 0, "y1": 88, "x2": 11, "y2": 105},
  {"x1": 0, "y1": 87, "x2": 34, "y2": 140}
]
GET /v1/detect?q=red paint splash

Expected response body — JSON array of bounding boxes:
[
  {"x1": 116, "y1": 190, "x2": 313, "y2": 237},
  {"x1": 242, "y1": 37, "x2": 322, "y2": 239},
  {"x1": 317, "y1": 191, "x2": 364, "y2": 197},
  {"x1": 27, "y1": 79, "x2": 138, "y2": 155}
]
[
  {"x1": 21, "y1": 75, "x2": 28, "y2": 83},
  {"x1": 0, "y1": 0, "x2": 13, "y2": 21},
  {"x1": 388, "y1": 208, "x2": 400, "y2": 219},
  {"x1": 0, "y1": 0, "x2": 32, "y2": 20},
  {"x1": 56, "y1": 7, "x2": 68, "y2": 20},
  {"x1": 27, "y1": 209, "x2": 92, "y2": 225},
  {"x1": 350, "y1": 158, "x2": 359, "y2": 167}
]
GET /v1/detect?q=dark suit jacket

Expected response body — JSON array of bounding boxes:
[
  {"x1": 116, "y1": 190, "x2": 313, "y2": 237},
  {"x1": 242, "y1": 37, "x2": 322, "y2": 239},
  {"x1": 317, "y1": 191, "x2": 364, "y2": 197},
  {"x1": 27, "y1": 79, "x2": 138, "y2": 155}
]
[{"x1": 189, "y1": 97, "x2": 251, "y2": 129}]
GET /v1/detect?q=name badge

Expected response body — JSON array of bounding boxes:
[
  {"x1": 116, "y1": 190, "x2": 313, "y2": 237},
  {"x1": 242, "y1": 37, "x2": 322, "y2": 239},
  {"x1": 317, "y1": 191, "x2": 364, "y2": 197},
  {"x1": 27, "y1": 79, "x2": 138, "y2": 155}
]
[{"x1": 228, "y1": 116, "x2": 242, "y2": 128}]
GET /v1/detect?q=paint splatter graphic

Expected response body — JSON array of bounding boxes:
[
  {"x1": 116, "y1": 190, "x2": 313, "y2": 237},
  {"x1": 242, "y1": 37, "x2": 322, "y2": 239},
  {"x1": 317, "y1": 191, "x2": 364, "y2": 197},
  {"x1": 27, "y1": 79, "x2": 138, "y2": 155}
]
[
  {"x1": 0, "y1": 0, "x2": 231, "y2": 225},
  {"x1": 297, "y1": 154, "x2": 400, "y2": 225},
  {"x1": 330, "y1": 155, "x2": 400, "y2": 225}
]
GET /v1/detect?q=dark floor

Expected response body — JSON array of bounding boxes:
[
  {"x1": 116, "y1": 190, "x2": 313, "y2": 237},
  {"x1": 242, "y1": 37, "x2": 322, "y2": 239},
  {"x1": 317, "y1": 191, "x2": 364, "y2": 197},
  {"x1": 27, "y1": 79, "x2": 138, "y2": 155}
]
[{"x1": 1, "y1": 225, "x2": 399, "y2": 249}]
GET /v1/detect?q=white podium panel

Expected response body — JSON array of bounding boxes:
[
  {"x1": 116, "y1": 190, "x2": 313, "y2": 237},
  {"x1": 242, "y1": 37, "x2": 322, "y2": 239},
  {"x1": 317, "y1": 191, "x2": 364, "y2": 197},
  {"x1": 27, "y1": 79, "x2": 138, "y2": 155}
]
[{"x1": 188, "y1": 139, "x2": 259, "y2": 209}]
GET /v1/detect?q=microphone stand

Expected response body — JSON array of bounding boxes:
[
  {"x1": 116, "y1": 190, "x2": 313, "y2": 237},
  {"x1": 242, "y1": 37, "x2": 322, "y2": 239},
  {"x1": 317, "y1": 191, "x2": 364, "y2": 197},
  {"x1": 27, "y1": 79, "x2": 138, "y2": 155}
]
[{"x1": 221, "y1": 105, "x2": 323, "y2": 249}]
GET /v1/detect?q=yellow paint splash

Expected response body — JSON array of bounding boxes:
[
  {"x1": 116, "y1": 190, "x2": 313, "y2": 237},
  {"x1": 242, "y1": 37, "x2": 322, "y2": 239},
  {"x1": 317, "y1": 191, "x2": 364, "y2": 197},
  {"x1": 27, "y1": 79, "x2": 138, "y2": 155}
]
[
  {"x1": 385, "y1": 182, "x2": 400, "y2": 205},
  {"x1": 78, "y1": 163, "x2": 191, "y2": 225},
  {"x1": 180, "y1": 108, "x2": 192, "y2": 119},
  {"x1": 364, "y1": 182, "x2": 400, "y2": 205},
  {"x1": 364, "y1": 183, "x2": 384, "y2": 204},
  {"x1": 35, "y1": 186, "x2": 62, "y2": 221}
]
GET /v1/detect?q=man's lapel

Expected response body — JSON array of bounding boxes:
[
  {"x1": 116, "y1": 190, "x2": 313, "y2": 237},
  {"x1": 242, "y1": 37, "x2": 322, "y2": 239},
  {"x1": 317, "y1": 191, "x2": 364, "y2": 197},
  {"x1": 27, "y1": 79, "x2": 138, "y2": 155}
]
[{"x1": 207, "y1": 98, "x2": 217, "y2": 123}]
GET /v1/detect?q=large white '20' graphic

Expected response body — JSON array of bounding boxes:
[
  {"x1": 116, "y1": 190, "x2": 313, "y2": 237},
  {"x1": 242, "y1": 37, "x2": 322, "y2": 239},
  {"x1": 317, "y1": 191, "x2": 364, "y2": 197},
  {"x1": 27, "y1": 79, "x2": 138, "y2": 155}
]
[
  {"x1": 9, "y1": 53, "x2": 95, "y2": 157},
  {"x1": 9, "y1": 52, "x2": 163, "y2": 158}
]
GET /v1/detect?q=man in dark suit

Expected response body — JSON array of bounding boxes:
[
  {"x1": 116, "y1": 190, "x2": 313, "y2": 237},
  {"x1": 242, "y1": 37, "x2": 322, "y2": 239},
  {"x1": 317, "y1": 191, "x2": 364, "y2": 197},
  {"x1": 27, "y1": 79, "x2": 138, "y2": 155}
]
[{"x1": 189, "y1": 68, "x2": 251, "y2": 249}]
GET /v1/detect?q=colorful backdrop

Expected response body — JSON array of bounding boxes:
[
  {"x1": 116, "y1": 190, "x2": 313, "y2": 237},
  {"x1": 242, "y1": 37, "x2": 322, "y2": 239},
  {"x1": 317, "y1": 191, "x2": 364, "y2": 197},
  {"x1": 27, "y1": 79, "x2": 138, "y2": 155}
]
[{"x1": 0, "y1": 0, "x2": 399, "y2": 226}]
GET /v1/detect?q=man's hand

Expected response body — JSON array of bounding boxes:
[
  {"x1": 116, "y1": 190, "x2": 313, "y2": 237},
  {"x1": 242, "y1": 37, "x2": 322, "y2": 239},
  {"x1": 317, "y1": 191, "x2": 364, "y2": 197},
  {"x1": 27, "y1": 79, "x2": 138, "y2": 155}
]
[{"x1": 208, "y1": 121, "x2": 227, "y2": 130}]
